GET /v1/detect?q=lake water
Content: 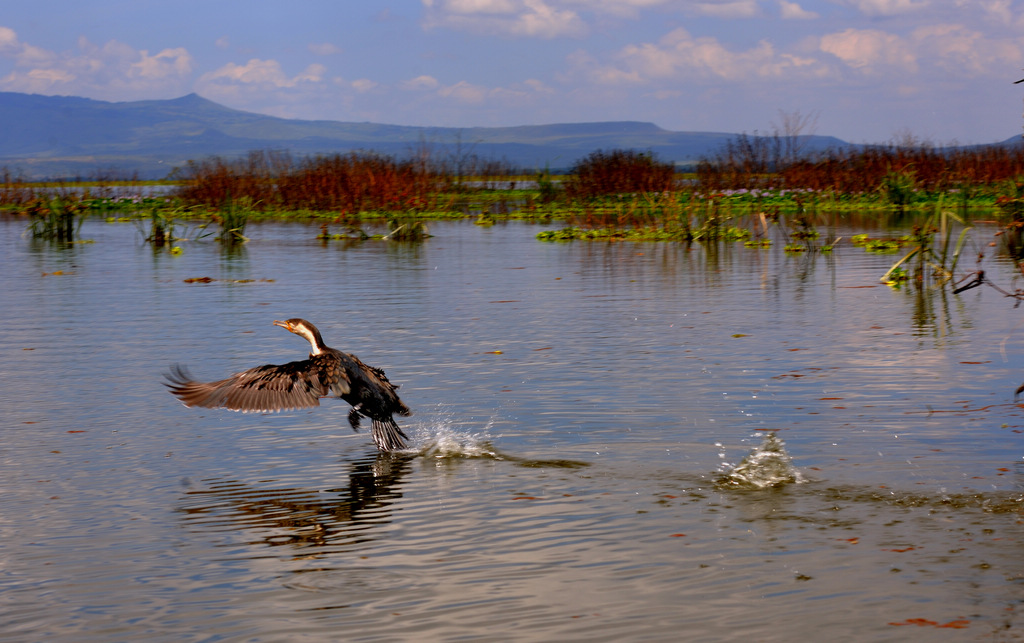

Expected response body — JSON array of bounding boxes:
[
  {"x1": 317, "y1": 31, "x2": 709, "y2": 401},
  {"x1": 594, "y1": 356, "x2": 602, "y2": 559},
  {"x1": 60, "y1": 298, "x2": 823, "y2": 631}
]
[{"x1": 1, "y1": 215, "x2": 1023, "y2": 641}]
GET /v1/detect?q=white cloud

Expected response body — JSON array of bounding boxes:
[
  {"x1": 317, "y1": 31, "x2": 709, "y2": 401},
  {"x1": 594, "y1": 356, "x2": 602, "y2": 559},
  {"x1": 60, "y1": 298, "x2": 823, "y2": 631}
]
[
  {"x1": 688, "y1": 0, "x2": 760, "y2": 18},
  {"x1": 422, "y1": 0, "x2": 780, "y2": 43},
  {"x1": 423, "y1": 0, "x2": 586, "y2": 37},
  {"x1": 576, "y1": 27, "x2": 829, "y2": 84},
  {"x1": 308, "y1": 43, "x2": 343, "y2": 56},
  {"x1": 351, "y1": 78, "x2": 378, "y2": 92},
  {"x1": 1, "y1": 67, "x2": 74, "y2": 94},
  {"x1": 562, "y1": 0, "x2": 763, "y2": 19},
  {"x1": 400, "y1": 74, "x2": 441, "y2": 90},
  {"x1": 0, "y1": 28, "x2": 193, "y2": 99},
  {"x1": 819, "y1": 28, "x2": 917, "y2": 71},
  {"x1": 438, "y1": 79, "x2": 490, "y2": 103},
  {"x1": 0, "y1": 26, "x2": 19, "y2": 53},
  {"x1": 910, "y1": 23, "x2": 1022, "y2": 75},
  {"x1": 779, "y1": 0, "x2": 819, "y2": 19},
  {"x1": 399, "y1": 76, "x2": 556, "y2": 111},
  {"x1": 198, "y1": 59, "x2": 323, "y2": 89},
  {"x1": 191, "y1": 59, "x2": 335, "y2": 114},
  {"x1": 843, "y1": 0, "x2": 930, "y2": 16},
  {"x1": 424, "y1": 0, "x2": 520, "y2": 13},
  {"x1": 523, "y1": 78, "x2": 554, "y2": 93},
  {"x1": 562, "y1": 0, "x2": 673, "y2": 19},
  {"x1": 818, "y1": 24, "x2": 1023, "y2": 77},
  {"x1": 956, "y1": 0, "x2": 1014, "y2": 24},
  {"x1": 130, "y1": 48, "x2": 193, "y2": 80},
  {"x1": 298, "y1": 64, "x2": 326, "y2": 83}
]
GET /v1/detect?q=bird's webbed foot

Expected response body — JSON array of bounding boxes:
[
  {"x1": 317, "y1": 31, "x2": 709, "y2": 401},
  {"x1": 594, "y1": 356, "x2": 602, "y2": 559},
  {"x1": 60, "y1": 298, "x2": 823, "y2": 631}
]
[{"x1": 348, "y1": 408, "x2": 362, "y2": 432}]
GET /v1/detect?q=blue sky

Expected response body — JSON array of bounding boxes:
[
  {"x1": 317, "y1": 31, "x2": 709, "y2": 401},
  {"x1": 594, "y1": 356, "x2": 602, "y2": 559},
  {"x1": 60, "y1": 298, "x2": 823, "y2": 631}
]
[{"x1": 1, "y1": 0, "x2": 1022, "y2": 144}]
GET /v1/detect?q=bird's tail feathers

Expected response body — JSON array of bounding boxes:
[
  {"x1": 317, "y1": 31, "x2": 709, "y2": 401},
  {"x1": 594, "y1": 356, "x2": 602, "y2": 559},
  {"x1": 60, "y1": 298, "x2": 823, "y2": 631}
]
[{"x1": 371, "y1": 417, "x2": 408, "y2": 451}]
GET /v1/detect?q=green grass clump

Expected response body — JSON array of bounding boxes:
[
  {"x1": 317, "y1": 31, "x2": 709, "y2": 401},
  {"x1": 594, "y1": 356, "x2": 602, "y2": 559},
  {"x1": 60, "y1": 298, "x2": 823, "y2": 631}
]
[
  {"x1": 536, "y1": 226, "x2": 682, "y2": 242},
  {"x1": 536, "y1": 223, "x2": 752, "y2": 243},
  {"x1": 864, "y1": 239, "x2": 905, "y2": 253}
]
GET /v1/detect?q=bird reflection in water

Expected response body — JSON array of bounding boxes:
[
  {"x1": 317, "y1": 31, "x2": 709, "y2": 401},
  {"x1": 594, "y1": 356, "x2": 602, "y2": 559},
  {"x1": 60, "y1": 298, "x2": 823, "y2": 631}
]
[{"x1": 178, "y1": 451, "x2": 413, "y2": 555}]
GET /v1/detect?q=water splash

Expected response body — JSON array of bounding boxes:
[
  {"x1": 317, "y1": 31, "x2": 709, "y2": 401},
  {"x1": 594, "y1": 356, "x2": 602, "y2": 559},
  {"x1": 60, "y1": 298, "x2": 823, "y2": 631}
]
[
  {"x1": 406, "y1": 412, "x2": 590, "y2": 469},
  {"x1": 411, "y1": 413, "x2": 500, "y2": 460},
  {"x1": 717, "y1": 432, "x2": 805, "y2": 489}
]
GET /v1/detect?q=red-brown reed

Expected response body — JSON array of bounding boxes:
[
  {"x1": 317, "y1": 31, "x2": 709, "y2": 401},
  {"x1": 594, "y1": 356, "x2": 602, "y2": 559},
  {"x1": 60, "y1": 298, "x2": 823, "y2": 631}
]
[
  {"x1": 173, "y1": 150, "x2": 439, "y2": 214},
  {"x1": 697, "y1": 135, "x2": 1024, "y2": 194},
  {"x1": 563, "y1": 149, "x2": 676, "y2": 200}
]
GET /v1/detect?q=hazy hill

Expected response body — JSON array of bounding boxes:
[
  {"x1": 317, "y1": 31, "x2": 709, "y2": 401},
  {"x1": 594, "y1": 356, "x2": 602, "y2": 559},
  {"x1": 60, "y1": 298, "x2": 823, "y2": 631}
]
[{"x1": 0, "y1": 91, "x2": 1014, "y2": 180}]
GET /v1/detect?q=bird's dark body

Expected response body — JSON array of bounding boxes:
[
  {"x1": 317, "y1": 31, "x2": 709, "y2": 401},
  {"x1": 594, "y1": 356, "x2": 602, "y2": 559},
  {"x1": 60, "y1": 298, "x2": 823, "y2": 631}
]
[{"x1": 165, "y1": 319, "x2": 411, "y2": 451}]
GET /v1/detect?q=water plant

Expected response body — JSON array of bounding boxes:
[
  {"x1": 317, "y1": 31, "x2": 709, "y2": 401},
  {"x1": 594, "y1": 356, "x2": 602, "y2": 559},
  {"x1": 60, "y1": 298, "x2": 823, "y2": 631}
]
[
  {"x1": 995, "y1": 178, "x2": 1024, "y2": 220},
  {"x1": 384, "y1": 217, "x2": 430, "y2": 241},
  {"x1": 879, "y1": 167, "x2": 919, "y2": 210},
  {"x1": 996, "y1": 180, "x2": 1024, "y2": 259},
  {"x1": 536, "y1": 226, "x2": 690, "y2": 242},
  {"x1": 26, "y1": 197, "x2": 84, "y2": 242},
  {"x1": 142, "y1": 203, "x2": 179, "y2": 247},
  {"x1": 535, "y1": 166, "x2": 559, "y2": 203},
  {"x1": 317, "y1": 224, "x2": 370, "y2": 241},
  {"x1": 879, "y1": 208, "x2": 969, "y2": 285},
  {"x1": 865, "y1": 239, "x2": 905, "y2": 253},
  {"x1": 316, "y1": 218, "x2": 431, "y2": 242},
  {"x1": 212, "y1": 196, "x2": 251, "y2": 244}
]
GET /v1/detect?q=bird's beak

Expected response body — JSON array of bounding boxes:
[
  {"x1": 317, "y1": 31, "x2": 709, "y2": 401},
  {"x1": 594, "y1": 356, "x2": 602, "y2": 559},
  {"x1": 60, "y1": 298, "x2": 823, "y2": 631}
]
[{"x1": 273, "y1": 320, "x2": 290, "y2": 331}]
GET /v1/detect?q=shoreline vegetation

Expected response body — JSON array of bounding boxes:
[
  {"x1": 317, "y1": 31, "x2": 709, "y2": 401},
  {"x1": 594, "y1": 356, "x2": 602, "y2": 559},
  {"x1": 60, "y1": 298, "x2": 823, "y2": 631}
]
[{"x1": 4, "y1": 136, "x2": 1024, "y2": 285}]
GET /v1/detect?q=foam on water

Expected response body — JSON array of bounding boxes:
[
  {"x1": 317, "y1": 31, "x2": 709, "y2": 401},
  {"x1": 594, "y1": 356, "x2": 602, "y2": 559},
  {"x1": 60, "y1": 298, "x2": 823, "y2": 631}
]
[{"x1": 718, "y1": 431, "x2": 806, "y2": 489}]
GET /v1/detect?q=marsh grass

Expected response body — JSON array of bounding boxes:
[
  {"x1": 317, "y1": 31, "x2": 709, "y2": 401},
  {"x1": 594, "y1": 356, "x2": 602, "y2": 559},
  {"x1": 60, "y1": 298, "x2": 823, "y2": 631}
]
[
  {"x1": 174, "y1": 150, "x2": 438, "y2": 215},
  {"x1": 698, "y1": 134, "x2": 1024, "y2": 198},
  {"x1": 26, "y1": 197, "x2": 84, "y2": 242},
  {"x1": 5, "y1": 140, "x2": 1024, "y2": 277},
  {"x1": 212, "y1": 196, "x2": 251, "y2": 244},
  {"x1": 537, "y1": 197, "x2": 757, "y2": 243},
  {"x1": 880, "y1": 168, "x2": 920, "y2": 209},
  {"x1": 880, "y1": 208, "x2": 970, "y2": 285},
  {"x1": 141, "y1": 201, "x2": 181, "y2": 246},
  {"x1": 564, "y1": 149, "x2": 675, "y2": 200}
]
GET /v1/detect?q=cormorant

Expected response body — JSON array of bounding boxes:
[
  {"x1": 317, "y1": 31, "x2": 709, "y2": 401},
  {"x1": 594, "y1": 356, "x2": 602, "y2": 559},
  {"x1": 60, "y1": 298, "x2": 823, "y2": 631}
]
[{"x1": 165, "y1": 318, "x2": 412, "y2": 451}]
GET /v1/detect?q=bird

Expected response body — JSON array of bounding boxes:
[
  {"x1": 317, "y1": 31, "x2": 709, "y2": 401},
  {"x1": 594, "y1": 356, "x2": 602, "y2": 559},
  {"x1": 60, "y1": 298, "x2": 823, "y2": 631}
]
[{"x1": 165, "y1": 318, "x2": 412, "y2": 451}]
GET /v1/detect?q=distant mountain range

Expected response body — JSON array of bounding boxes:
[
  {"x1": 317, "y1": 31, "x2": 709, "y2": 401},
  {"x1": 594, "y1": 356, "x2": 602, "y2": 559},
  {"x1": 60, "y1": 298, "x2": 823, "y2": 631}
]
[{"x1": 0, "y1": 91, "x2": 1019, "y2": 180}]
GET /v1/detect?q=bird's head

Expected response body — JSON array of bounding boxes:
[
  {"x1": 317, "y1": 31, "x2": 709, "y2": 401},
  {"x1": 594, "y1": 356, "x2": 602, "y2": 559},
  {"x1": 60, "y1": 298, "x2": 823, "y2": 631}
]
[{"x1": 274, "y1": 318, "x2": 326, "y2": 354}]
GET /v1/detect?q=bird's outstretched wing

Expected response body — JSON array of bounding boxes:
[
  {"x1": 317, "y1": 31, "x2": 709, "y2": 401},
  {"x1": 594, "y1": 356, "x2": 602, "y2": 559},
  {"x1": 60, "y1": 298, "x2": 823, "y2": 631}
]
[{"x1": 165, "y1": 360, "x2": 346, "y2": 413}]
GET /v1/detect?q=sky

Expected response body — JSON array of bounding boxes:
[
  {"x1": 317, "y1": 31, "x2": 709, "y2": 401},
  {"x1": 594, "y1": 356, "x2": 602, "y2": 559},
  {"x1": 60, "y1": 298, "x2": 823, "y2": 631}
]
[{"x1": 0, "y1": 0, "x2": 1022, "y2": 145}]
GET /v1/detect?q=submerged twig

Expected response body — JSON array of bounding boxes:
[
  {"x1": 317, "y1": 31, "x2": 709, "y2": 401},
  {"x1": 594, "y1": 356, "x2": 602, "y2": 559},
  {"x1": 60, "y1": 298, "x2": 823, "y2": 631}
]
[{"x1": 951, "y1": 270, "x2": 985, "y2": 294}]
